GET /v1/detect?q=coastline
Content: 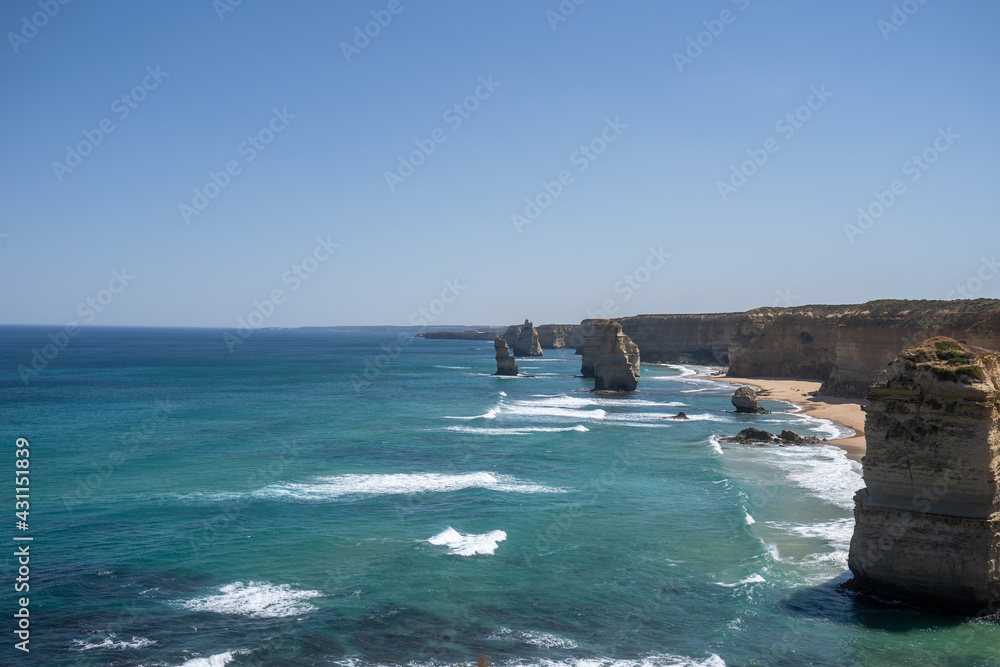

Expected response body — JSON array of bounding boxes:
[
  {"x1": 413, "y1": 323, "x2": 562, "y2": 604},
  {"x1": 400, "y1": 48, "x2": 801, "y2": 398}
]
[{"x1": 711, "y1": 375, "x2": 868, "y2": 463}]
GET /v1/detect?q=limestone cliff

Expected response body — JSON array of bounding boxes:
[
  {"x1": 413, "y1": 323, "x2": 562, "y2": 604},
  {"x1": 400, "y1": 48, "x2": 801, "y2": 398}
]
[
  {"x1": 616, "y1": 314, "x2": 741, "y2": 365},
  {"x1": 536, "y1": 324, "x2": 582, "y2": 350},
  {"x1": 610, "y1": 301, "x2": 1000, "y2": 397},
  {"x1": 580, "y1": 319, "x2": 640, "y2": 391},
  {"x1": 848, "y1": 337, "x2": 1000, "y2": 612},
  {"x1": 493, "y1": 337, "x2": 518, "y2": 376}
]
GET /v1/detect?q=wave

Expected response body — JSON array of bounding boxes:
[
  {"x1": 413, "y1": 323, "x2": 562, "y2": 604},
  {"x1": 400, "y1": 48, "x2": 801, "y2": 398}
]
[
  {"x1": 487, "y1": 626, "x2": 578, "y2": 649},
  {"x1": 444, "y1": 425, "x2": 589, "y2": 435},
  {"x1": 177, "y1": 652, "x2": 243, "y2": 667},
  {"x1": 72, "y1": 634, "x2": 156, "y2": 651},
  {"x1": 715, "y1": 573, "x2": 766, "y2": 588},
  {"x1": 433, "y1": 365, "x2": 470, "y2": 370},
  {"x1": 177, "y1": 582, "x2": 321, "y2": 618},
  {"x1": 332, "y1": 655, "x2": 725, "y2": 667},
  {"x1": 767, "y1": 446, "x2": 864, "y2": 510},
  {"x1": 708, "y1": 435, "x2": 723, "y2": 455},
  {"x1": 224, "y1": 472, "x2": 569, "y2": 502},
  {"x1": 443, "y1": 405, "x2": 501, "y2": 420},
  {"x1": 504, "y1": 404, "x2": 607, "y2": 420},
  {"x1": 428, "y1": 527, "x2": 507, "y2": 556}
]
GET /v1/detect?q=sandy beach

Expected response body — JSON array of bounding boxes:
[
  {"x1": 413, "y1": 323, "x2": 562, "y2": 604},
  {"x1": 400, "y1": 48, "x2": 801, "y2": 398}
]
[{"x1": 712, "y1": 376, "x2": 868, "y2": 463}]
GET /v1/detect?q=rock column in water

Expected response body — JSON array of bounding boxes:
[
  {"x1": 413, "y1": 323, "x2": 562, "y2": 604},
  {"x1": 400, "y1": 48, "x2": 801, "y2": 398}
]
[
  {"x1": 494, "y1": 337, "x2": 518, "y2": 376},
  {"x1": 848, "y1": 337, "x2": 1000, "y2": 613}
]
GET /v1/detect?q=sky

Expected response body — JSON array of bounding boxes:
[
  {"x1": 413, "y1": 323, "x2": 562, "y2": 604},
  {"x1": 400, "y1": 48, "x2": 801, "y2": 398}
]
[{"x1": 1, "y1": 0, "x2": 998, "y2": 328}]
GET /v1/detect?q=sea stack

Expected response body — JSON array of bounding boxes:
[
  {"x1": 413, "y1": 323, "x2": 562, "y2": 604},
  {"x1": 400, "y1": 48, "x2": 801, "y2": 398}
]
[
  {"x1": 848, "y1": 337, "x2": 1000, "y2": 613},
  {"x1": 731, "y1": 386, "x2": 770, "y2": 414},
  {"x1": 503, "y1": 320, "x2": 543, "y2": 357},
  {"x1": 581, "y1": 319, "x2": 640, "y2": 391},
  {"x1": 493, "y1": 337, "x2": 518, "y2": 376},
  {"x1": 514, "y1": 319, "x2": 543, "y2": 357}
]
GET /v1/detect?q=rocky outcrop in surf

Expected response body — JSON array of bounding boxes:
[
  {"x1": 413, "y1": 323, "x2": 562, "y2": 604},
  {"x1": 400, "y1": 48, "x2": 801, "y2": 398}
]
[
  {"x1": 848, "y1": 337, "x2": 1000, "y2": 613},
  {"x1": 721, "y1": 428, "x2": 821, "y2": 445},
  {"x1": 731, "y1": 386, "x2": 770, "y2": 414},
  {"x1": 580, "y1": 319, "x2": 640, "y2": 391},
  {"x1": 493, "y1": 337, "x2": 518, "y2": 376},
  {"x1": 503, "y1": 320, "x2": 543, "y2": 357}
]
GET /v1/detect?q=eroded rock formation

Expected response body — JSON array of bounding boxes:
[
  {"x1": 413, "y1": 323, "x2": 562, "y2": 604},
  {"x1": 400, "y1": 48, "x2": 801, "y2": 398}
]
[
  {"x1": 536, "y1": 324, "x2": 582, "y2": 350},
  {"x1": 503, "y1": 320, "x2": 543, "y2": 357},
  {"x1": 493, "y1": 337, "x2": 518, "y2": 376},
  {"x1": 580, "y1": 319, "x2": 639, "y2": 391},
  {"x1": 721, "y1": 428, "x2": 821, "y2": 445},
  {"x1": 848, "y1": 337, "x2": 1000, "y2": 613},
  {"x1": 731, "y1": 386, "x2": 770, "y2": 414}
]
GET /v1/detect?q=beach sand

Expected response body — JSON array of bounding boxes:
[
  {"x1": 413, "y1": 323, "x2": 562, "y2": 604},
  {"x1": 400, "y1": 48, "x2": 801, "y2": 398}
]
[{"x1": 713, "y1": 376, "x2": 868, "y2": 463}]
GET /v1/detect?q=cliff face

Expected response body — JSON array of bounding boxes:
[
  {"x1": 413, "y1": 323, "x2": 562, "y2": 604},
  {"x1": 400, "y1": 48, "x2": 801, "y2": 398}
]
[
  {"x1": 848, "y1": 337, "x2": 1000, "y2": 612},
  {"x1": 493, "y1": 337, "x2": 518, "y2": 376},
  {"x1": 728, "y1": 307, "x2": 841, "y2": 380},
  {"x1": 536, "y1": 324, "x2": 582, "y2": 349},
  {"x1": 616, "y1": 314, "x2": 741, "y2": 365}
]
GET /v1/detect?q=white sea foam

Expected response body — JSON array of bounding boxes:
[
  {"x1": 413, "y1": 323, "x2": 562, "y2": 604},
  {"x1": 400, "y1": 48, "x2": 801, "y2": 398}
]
[
  {"x1": 443, "y1": 404, "x2": 501, "y2": 420},
  {"x1": 708, "y1": 435, "x2": 723, "y2": 455},
  {"x1": 246, "y1": 472, "x2": 568, "y2": 501},
  {"x1": 768, "y1": 445, "x2": 864, "y2": 510},
  {"x1": 72, "y1": 634, "x2": 157, "y2": 651},
  {"x1": 332, "y1": 655, "x2": 725, "y2": 667},
  {"x1": 504, "y1": 404, "x2": 607, "y2": 420},
  {"x1": 715, "y1": 573, "x2": 766, "y2": 587},
  {"x1": 428, "y1": 527, "x2": 507, "y2": 556},
  {"x1": 744, "y1": 511, "x2": 755, "y2": 526},
  {"x1": 178, "y1": 581, "x2": 321, "y2": 618},
  {"x1": 434, "y1": 365, "x2": 470, "y2": 370},
  {"x1": 177, "y1": 651, "x2": 240, "y2": 667},
  {"x1": 444, "y1": 425, "x2": 589, "y2": 435},
  {"x1": 488, "y1": 626, "x2": 578, "y2": 649}
]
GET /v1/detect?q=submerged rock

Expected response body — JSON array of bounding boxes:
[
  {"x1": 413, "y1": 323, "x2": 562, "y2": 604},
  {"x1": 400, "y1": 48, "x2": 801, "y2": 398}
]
[
  {"x1": 493, "y1": 337, "x2": 518, "y2": 376},
  {"x1": 731, "y1": 386, "x2": 770, "y2": 414},
  {"x1": 848, "y1": 337, "x2": 1000, "y2": 613}
]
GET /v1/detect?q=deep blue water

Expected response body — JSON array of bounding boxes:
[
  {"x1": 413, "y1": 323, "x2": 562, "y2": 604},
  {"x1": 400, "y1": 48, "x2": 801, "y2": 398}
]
[{"x1": 2, "y1": 326, "x2": 1000, "y2": 666}]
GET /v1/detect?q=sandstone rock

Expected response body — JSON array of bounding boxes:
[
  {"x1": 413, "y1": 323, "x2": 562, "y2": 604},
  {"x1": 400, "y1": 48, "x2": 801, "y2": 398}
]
[
  {"x1": 848, "y1": 337, "x2": 1000, "y2": 613},
  {"x1": 778, "y1": 429, "x2": 821, "y2": 444},
  {"x1": 731, "y1": 386, "x2": 770, "y2": 414},
  {"x1": 671, "y1": 411, "x2": 688, "y2": 420},
  {"x1": 536, "y1": 324, "x2": 582, "y2": 349},
  {"x1": 580, "y1": 319, "x2": 639, "y2": 391},
  {"x1": 493, "y1": 337, "x2": 518, "y2": 376},
  {"x1": 504, "y1": 320, "x2": 543, "y2": 357}
]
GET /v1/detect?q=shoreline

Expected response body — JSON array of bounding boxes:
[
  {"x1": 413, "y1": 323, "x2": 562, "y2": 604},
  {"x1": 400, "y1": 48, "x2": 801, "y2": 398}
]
[{"x1": 710, "y1": 375, "x2": 868, "y2": 464}]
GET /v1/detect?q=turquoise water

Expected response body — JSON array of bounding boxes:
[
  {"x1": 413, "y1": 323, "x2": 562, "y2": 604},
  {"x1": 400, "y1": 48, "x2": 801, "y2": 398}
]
[{"x1": 3, "y1": 326, "x2": 1000, "y2": 666}]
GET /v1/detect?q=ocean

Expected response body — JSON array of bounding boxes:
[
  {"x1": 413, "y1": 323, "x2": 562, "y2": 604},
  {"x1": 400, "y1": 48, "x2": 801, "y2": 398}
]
[{"x1": 3, "y1": 326, "x2": 1000, "y2": 666}]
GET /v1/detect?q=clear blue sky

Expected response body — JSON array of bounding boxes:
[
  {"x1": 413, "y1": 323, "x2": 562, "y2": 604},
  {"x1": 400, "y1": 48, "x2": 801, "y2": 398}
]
[{"x1": 2, "y1": 0, "x2": 997, "y2": 327}]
